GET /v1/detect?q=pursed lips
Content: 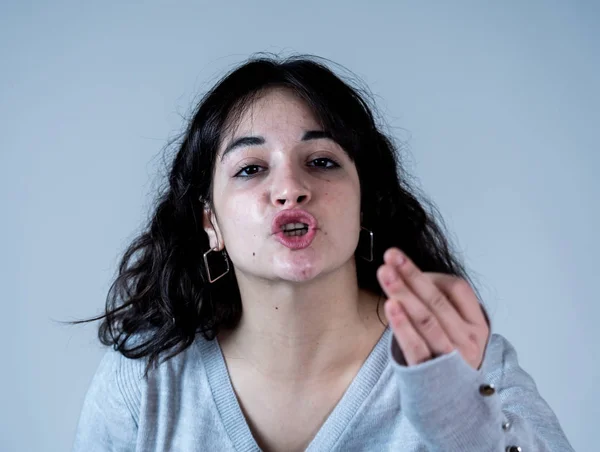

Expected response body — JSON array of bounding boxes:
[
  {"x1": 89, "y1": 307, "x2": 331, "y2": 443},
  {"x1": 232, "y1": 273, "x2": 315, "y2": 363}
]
[{"x1": 271, "y1": 208, "x2": 318, "y2": 235}]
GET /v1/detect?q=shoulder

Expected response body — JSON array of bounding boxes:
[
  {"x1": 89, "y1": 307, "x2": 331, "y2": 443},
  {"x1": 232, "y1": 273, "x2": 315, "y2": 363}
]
[
  {"x1": 94, "y1": 332, "x2": 214, "y2": 409},
  {"x1": 73, "y1": 346, "x2": 148, "y2": 449},
  {"x1": 89, "y1": 345, "x2": 148, "y2": 420},
  {"x1": 145, "y1": 333, "x2": 214, "y2": 382},
  {"x1": 74, "y1": 333, "x2": 218, "y2": 450}
]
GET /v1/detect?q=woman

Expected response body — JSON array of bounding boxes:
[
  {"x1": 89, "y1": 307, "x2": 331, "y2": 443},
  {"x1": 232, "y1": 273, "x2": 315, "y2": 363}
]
[{"x1": 73, "y1": 54, "x2": 574, "y2": 451}]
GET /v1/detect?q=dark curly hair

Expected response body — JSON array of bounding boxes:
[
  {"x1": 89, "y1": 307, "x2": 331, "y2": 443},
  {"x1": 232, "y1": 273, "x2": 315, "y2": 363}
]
[{"x1": 74, "y1": 53, "x2": 487, "y2": 375}]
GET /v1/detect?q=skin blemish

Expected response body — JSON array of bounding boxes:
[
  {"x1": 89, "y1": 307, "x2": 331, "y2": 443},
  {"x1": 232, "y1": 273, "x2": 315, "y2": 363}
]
[
  {"x1": 252, "y1": 252, "x2": 255, "y2": 256},
  {"x1": 275, "y1": 306, "x2": 279, "y2": 310}
]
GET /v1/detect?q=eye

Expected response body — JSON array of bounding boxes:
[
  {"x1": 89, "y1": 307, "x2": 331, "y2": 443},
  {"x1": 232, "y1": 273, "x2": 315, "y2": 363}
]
[
  {"x1": 307, "y1": 157, "x2": 340, "y2": 169},
  {"x1": 234, "y1": 164, "x2": 265, "y2": 178}
]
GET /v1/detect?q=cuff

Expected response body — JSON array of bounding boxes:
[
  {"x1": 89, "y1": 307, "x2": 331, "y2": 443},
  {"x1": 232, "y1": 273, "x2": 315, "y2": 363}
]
[{"x1": 389, "y1": 333, "x2": 505, "y2": 451}]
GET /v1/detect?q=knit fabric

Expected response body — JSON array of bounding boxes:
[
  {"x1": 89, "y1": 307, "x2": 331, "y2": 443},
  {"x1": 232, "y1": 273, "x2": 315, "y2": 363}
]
[{"x1": 72, "y1": 327, "x2": 574, "y2": 451}]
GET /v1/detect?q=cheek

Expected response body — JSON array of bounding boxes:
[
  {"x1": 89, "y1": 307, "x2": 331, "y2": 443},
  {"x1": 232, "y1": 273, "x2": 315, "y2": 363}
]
[
  {"x1": 323, "y1": 178, "x2": 361, "y2": 210},
  {"x1": 220, "y1": 194, "x2": 264, "y2": 241},
  {"x1": 322, "y1": 185, "x2": 361, "y2": 235}
]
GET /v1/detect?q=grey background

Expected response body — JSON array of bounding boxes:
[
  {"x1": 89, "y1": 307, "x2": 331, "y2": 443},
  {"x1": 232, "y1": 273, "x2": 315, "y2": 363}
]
[{"x1": 1, "y1": 1, "x2": 597, "y2": 451}]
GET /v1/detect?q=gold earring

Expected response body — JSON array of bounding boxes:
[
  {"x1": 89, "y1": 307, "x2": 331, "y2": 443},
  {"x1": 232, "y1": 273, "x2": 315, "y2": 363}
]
[{"x1": 203, "y1": 248, "x2": 230, "y2": 283}]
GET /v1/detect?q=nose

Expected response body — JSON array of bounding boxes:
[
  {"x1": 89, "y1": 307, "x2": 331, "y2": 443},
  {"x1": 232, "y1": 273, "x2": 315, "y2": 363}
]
[{"x1": 270, "y1": 164, "x2": 312, "y2": 207}]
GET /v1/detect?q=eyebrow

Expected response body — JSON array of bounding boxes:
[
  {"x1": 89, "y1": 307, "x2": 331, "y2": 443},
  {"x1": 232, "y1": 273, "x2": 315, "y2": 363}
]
[{"x1": 221, "y1": 130, "x2": 334, "y2": 161}]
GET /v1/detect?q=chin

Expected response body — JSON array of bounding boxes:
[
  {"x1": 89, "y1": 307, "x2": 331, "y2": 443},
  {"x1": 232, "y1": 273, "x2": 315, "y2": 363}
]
[
  {"x1": 275, "y1": 264, "x2": 322, "y2": 283},
  {"x1": 271, "y1": 252, "x2": 325, "y2": 282}
]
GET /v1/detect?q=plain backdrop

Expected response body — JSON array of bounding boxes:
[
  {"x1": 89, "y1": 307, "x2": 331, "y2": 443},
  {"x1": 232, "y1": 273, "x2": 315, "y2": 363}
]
[{"x1": 1, "y1": 1, "x2": 598, "y2": 451}]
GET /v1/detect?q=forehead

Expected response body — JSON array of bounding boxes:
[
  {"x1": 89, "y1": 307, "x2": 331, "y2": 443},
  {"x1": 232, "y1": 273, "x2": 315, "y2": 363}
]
[{"x1": 222, "y1": 88, "x2": 322, "y2": 142}]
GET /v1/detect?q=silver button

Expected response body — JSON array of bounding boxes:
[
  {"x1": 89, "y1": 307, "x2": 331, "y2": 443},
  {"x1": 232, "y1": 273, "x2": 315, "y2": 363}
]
[
  {"x1": 502, "y1": 421, "x2": 511, "y2": 431},
  {"x1": 506, "y1": 447, "x2": 521, "y2": 452},
  {"x1": 479, "y1": 383, "x2": 496, "y2": 396}
]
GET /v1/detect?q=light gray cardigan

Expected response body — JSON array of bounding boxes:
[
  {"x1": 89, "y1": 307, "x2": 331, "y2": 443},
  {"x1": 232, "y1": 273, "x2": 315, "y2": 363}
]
[{"x1": 73, "y1": 326, "x2": 574, "y2": 451}]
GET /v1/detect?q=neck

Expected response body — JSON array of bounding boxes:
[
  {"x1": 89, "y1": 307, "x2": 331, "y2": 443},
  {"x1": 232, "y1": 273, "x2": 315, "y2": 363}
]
[{"x1": 217, "y1": 261, "x2": 387, "y2": 383}]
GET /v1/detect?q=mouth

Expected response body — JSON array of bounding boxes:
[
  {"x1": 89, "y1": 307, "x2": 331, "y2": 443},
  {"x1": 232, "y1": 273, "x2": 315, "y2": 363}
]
[
  {"x1": 271, "y1": 209, "x2": 318, "y2": 250},
  {"x1": 280, "y1": 222, "x2": 309, "y2": 236}
]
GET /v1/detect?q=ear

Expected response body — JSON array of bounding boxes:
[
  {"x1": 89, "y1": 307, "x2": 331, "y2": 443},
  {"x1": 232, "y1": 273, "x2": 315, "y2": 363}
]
[{"x1": 203, "y1": 207, "x2": 224, "y2": 251}]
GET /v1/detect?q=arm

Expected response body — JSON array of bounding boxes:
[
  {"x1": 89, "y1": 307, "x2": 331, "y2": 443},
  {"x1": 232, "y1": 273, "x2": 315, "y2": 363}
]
[
  {"x1": 72, "y1": 349, "x2": 141, "y2": 452},
  {"x1": 389, "y1": 332, "x2": 575, "y2": 452}
]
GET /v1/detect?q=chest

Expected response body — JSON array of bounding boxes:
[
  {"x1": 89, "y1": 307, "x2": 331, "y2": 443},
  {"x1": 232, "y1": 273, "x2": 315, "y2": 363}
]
[{"x1": 227, "y1": 366, "x2": 358, "y2": 452}]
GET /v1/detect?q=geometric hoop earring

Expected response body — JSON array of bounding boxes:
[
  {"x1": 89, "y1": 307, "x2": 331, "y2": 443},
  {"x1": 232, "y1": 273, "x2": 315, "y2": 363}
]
[
  {"x1": 358, "y1": 226, "x2": 374, "y2": 262},
  {"x1": 203, "y1": 248, "x2": 230, "y2": 283}
]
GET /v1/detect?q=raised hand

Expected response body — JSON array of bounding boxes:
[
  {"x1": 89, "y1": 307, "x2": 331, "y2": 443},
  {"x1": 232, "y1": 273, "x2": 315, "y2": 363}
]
[{"x1": 376, "y1": 248, "x2": 490, "y2": 370}]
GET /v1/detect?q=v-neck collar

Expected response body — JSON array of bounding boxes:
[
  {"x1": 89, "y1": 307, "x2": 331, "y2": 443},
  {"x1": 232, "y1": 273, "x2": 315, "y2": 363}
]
[{"x1": 197, "y1": 326, "x2": 392, "y2": 452}]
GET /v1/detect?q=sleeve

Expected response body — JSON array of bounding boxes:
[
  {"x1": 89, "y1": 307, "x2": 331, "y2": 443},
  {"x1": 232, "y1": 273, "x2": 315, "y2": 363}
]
[
  {"x1": 72, "y1": 348, "x2": 142, "y2": 452},
  {"x1": 389, "y1": 332, "x2": 575, "y2": 452}
]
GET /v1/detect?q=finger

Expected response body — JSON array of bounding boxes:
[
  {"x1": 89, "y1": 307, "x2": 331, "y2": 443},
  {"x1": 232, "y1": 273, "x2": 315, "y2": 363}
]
[
  {"x1": 428, "y1": 272, "x2": 488, "y2": 326},
  {"x1": 383, "y1": 249, "x2": 469, "y2": 347},
  {"x1": 384, "y1": 299, "x2": 432, "y2": 365},
  {"x1": 378, "y1": 264, "x2": 455, "y2": 358}
]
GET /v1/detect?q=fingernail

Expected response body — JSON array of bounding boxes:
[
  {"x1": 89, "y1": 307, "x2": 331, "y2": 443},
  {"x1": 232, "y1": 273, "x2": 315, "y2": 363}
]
[{"x1": 396, "y1": 252, "x2": 406, "y2": 266}]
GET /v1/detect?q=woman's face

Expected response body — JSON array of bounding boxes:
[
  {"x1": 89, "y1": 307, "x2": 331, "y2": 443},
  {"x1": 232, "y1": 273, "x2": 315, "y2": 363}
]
[{"x1": 204, "y1": 87, "x2": 362, "y2": 283}]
